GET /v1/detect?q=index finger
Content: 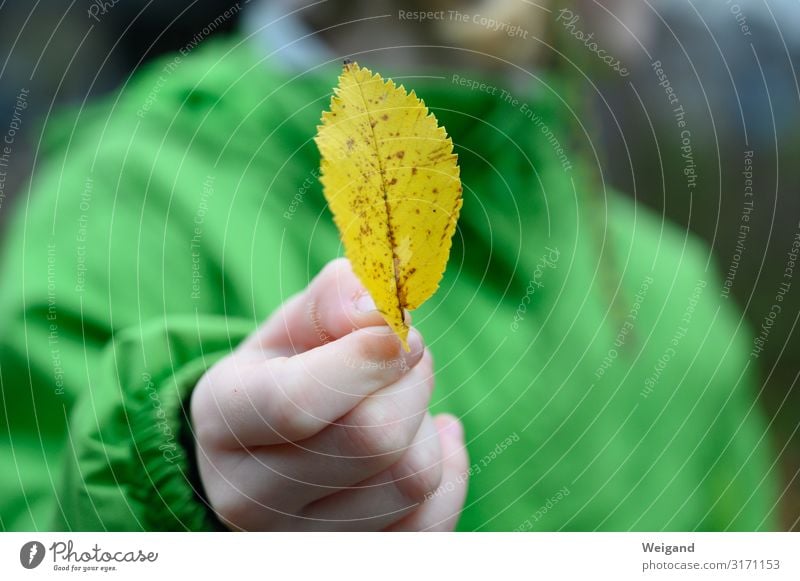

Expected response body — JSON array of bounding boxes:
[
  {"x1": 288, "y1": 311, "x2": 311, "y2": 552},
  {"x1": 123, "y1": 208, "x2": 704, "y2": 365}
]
[{"x1": 195, "y1": 325, "x2": 425, "y2": 449}]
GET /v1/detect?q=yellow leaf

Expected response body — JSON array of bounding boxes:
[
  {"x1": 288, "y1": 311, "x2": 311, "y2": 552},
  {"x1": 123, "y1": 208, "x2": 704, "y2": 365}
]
[{"x1": 315, "y1": 60, "x2": 462, "y2": 350}]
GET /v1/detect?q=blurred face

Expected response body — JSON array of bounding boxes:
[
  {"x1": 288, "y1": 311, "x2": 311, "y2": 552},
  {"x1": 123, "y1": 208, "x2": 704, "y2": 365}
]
[
  {"x1": 288, "y1": 0, "x2": 650, "y2": 71},
  {"x1": 425, "y1": 0, "x2": 554, "y2": 67},
  {"x1": 291, "y1": 0, "x2": 553, "y2": 69},
  {"x1": 415, "y1": 0, "x2": 654, "y2": 67}
]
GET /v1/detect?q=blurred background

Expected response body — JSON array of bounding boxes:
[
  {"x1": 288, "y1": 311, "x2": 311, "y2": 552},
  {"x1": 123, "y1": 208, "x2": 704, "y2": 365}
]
[{"x1": 0, "y1": 0, "x2": 797, "y2": 528}]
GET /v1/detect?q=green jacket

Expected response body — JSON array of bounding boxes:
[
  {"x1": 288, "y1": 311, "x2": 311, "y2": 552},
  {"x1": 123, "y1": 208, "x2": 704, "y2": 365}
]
[{"x1": 0, "y1": 36, "x2": 778, "y2": 531}]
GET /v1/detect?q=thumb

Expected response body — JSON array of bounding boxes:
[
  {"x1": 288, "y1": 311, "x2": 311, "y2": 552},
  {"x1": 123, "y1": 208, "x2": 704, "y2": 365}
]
[{"x1": 242, "y1": 257, "x2": 391, "y2": 356}]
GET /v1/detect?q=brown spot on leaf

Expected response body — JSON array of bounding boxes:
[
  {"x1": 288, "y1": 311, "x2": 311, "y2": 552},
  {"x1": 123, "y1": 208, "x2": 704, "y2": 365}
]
[{"x1": 315, "y1": 60, "x2": 462, "y2": 350}]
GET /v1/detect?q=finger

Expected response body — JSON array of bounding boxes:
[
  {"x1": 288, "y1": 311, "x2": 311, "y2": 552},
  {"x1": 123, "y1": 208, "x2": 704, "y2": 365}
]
[
  {"x1": 385, "y1": 414, "x2": 469, "y2": 532},
  {"x1": 242, "y1": 257, "x2": 393, "y2": 356},
  {"x1": 294, "y1": 414, "x2": 441, "y2": 531},
  {"x1": 196, "y1": 325, "x2": 425, "y2": 448},
  {"x1": 208, "y1": 351, "x2": 436, "y2": 525}
]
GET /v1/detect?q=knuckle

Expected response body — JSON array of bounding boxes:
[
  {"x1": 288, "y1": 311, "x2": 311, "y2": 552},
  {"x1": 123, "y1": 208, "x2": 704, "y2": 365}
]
[
  {"x1": 393, "y1": 443, "x2": 443, "y2": 505},
  {"x1": 343, "y1": 408, "x2": 413, "y2": 459},
  {"x1": 314, "y1": 258, "x2": 351, "y2": 291},
  {"x1": 324, "y1": 257, "x2": 351, "y2": 275},
  {"x1": 413, "y1": 352, "x2": 435, "y2": 389},
  {"x1": 210, "y1": 490, "x2": 251, "y2": 530},
  {"x1": 213, "y1": 493, "x2": 281, "y2": 531},
  {"x1": 419, "y1": 349, "x2": 434, "y2": 372},
  {"x1": 190, "y1": 360, "x2": 237, "y2": 444},
  {"x1": 208, "y1": 474, "x2": 253, "y2": 528},
  {"x1": 190, "y1": 370, "x2": 213, "y2": 425},
  {"x1": 422, "y1": 348, "x2": 434, "y2": 368},
  {"x1": 206, "y1": 455, "x2": 287, "y2": 530}
]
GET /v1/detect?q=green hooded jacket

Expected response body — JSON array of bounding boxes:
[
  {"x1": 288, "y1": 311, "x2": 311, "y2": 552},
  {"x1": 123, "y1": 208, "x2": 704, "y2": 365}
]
[{"x1": 0, "y1": 35, "x2": 778, "y2": 531}]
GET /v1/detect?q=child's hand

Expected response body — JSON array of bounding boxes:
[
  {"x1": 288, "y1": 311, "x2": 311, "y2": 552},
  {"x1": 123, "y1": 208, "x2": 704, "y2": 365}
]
[{"x1": 190, "y1": 258, "x2": 469, "y2": 531}]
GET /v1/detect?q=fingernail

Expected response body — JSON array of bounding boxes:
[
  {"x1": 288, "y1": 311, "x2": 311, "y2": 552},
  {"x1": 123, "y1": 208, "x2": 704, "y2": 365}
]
[
  {"x1": 405, "y1": 328, "x2": 424, "y2": 359},
  {"x1": 354, "y1": 291, "x2": 377, "y2": 313}
]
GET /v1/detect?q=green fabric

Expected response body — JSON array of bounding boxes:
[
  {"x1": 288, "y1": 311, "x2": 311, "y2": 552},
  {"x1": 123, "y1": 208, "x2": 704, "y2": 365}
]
[{"x1": 0, "y1": 35, "x2": 778, "y2": 531}]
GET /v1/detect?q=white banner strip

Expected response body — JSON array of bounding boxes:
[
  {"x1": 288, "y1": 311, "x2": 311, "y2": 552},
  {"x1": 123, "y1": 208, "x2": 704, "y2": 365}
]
[{"x1": 1, "y1": 532, "x2": 798, "y2": 580}]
